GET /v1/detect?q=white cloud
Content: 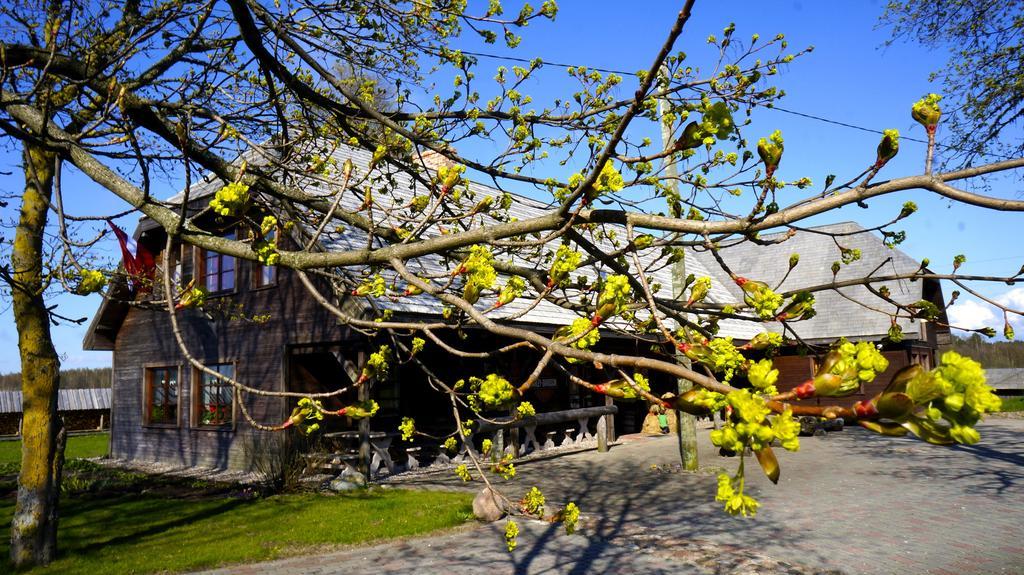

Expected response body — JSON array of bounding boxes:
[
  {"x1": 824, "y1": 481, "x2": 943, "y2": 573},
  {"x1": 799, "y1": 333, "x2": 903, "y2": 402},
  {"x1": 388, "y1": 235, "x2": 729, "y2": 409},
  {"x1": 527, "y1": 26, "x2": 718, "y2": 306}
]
[
  {"x1": 947, "y1": 299, "x2": 997, "y2": 332},
  {"x1": 995, "y1": 287, "x2": 1024, "y2": 311}
]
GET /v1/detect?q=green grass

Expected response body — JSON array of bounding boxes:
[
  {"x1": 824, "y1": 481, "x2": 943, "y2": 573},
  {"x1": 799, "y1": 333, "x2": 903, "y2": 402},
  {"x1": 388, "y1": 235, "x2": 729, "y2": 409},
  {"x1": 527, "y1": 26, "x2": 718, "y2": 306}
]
[
  {"x1": 1, "y1": 489, "x2": 473, "y2": 574},
  {"x1": 997, "y1": 396, "x2": 1024, "y2": 412},
  {"x1": 0, "y1": 433, "x2": 109, "y2": 472}
]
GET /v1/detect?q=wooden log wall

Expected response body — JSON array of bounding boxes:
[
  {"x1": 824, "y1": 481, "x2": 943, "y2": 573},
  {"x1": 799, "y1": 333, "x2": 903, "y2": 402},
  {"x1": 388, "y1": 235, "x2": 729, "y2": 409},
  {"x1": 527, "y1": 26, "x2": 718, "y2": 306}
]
[{"x1": 110, "y1": 244, "x2": 356, "y2": 469}]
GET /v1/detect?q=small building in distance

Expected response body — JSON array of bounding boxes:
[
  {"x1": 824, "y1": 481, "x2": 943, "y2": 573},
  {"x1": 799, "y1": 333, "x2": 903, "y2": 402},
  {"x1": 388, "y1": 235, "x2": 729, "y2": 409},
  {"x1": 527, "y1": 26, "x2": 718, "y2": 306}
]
[
  {"x1": 0, "y1": 388, "x2": 111, "y2": 436},
  {"x1": 983, "y1": 368, "x2": 1024, "y2": 398}
]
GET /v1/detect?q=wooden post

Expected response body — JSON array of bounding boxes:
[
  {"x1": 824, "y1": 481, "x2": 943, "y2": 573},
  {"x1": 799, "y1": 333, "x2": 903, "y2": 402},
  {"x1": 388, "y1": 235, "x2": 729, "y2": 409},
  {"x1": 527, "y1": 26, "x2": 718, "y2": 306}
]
[
  {"x1": 603, "y1": 395, "x2": 616, "y2": 445},
  {"x1": 357, "y1": 350, "x2": 371, "y2": 482},
  {"x1": 659, "y1": 64, "x2": 700, "y2": 472},
  {"x1": 493, "y1": 429, "x2": 504, "y2": 459},
  {"x1": 596, "y1": 415, "x2": 608, "y2": 452},
  {"x1": 507, "y1": 407, "x2": 520, "y2": 458}
]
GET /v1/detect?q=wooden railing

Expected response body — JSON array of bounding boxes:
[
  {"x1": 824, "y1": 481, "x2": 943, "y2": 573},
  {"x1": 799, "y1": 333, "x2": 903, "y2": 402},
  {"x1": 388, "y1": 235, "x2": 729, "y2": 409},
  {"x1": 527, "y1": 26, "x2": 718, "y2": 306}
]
[{"x1": 403, "y1": 405, "x2": 618, "y2": 472}]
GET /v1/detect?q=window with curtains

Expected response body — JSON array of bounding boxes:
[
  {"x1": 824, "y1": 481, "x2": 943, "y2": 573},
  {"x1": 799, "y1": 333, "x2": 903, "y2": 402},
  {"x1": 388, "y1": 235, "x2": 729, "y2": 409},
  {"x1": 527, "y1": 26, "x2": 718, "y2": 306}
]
[
  {"x1": 197, "y1": 229, "x2": 236, "y2": 293},
  {"x1": 253, "y1": 228, "x2": 278, "y2": 289},
  {"x1": 145, "y1": 366, "x2": 179, "y2": 426},
  {"x1": 194, "y1": 363, "x2": 235, "y2": 428}
]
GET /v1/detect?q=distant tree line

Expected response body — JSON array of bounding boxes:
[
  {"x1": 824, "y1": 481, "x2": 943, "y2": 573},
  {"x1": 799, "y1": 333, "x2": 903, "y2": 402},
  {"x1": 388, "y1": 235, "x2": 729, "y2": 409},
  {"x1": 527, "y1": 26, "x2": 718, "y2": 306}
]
[
  {"x1": 941, "y1": 335, "x2": 1024, "y2": 369},
  {"x1": 0, "y1": 368, "x2": 111, "y2": 392}
]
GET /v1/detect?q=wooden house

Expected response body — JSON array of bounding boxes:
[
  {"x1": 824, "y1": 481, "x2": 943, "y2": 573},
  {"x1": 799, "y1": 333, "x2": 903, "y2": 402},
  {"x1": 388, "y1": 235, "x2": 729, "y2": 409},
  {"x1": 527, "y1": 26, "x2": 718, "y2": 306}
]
[{"x1": 83, "y1": 147, "x2": 945, "y2": 469}]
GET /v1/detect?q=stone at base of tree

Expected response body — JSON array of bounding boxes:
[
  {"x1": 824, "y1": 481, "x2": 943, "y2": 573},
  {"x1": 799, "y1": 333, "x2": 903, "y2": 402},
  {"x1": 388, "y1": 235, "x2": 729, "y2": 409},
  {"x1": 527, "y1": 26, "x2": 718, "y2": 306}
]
[
  {"x1": 822, "y1": 417, "x2": 844, "y2": 432},
  {"x1": 472, "y1": 486, "x2": 506, "y2": 522},
  {"x1": 328, "y1": 473, "x2": 367, "y2": 492},
  {"x1": 798, "y1": 416, "x2": 820, "y2": 436}
]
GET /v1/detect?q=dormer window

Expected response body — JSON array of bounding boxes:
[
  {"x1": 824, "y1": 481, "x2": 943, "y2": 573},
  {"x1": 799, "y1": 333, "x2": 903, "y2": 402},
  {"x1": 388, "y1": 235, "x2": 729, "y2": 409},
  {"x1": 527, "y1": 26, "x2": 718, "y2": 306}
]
[{"x1": 198, "y1": 229, "x2": 236, "y2": 293}]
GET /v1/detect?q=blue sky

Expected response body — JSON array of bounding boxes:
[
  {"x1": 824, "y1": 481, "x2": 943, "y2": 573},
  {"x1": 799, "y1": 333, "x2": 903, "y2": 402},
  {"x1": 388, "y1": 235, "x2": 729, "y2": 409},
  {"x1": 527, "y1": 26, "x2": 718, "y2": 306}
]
[{"x1": 1, "y1": 0, "x2": 1020, "y2": 372}]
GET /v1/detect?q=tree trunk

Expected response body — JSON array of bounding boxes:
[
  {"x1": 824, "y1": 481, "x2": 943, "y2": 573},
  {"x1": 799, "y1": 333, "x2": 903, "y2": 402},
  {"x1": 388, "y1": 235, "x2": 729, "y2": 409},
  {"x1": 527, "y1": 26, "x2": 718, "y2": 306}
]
[{"x1": 10, "y1": 143, "x2": 66, "y2": 567}]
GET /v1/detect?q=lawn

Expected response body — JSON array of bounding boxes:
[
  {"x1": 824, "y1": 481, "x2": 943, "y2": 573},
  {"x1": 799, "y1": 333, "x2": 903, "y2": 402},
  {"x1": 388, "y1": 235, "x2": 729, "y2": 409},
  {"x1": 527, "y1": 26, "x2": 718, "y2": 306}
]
[
  {"x1": 0, "y1": 432, "x2": 109, "y2": 473},
  {"x1": 998, "y1": 396, "x2": 1024, "y2": 412},
  {"x1": 0, "y1": 488, "x2": 473, "y2": 574}
]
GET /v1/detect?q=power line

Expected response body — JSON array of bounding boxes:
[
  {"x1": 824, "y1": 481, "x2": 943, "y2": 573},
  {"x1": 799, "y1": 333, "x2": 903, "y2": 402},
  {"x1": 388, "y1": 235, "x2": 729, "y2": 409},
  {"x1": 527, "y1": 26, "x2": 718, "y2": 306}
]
[
  {"x1": 765, "y1": 105, "x2": 1017, "y2": 161},
  {"x1": 458, "y1": 49, "x2": 1017, "y2": 161},
  {"x1": 459, "y1": 49, "x2": 632, "y2": 76}
]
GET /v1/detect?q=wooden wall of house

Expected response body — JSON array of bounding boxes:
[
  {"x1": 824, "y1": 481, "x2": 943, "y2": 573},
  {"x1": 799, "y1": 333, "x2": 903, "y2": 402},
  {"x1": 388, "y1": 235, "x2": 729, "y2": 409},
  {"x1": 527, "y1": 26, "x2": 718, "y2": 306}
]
[
  {"x1": 110, "y1": 253, "x2": 356, "y2": 469},
  {"x1": 772, "y1": 349, "x2": 912, "y2": 410}
]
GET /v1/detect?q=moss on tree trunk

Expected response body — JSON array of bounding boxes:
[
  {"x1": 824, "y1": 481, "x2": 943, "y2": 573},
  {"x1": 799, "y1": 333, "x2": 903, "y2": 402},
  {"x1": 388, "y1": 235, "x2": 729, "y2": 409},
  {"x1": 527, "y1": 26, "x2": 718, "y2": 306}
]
[{"x1": 10, "y1": 142, "x2": 66, "y2": 567}]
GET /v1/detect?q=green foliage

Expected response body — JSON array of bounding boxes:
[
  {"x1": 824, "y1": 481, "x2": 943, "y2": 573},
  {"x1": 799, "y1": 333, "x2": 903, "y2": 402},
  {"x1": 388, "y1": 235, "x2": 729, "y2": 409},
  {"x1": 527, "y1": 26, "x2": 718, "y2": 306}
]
[
  {"x1": 805, "y1": 341, "x2": 890, "y2": 398},
  {"x1": 177, "y1": 283, "x2": 208, "y2": 309},
  {"x1": 353, "y1": 275, "x2": 386, "y2": 297},
  {"x1": 521, "y1": 486, "x2": 545, "y2": 516},
  {"x1": 343, "y1": 400, "x2": 379, "y2": 419},
  {"x1": 687, "y1": 276, "x2": 711, "y2": 305},
  {"x1": 516, "y1": 401, "x2": 536, "y2": 418},
  {"x1": 738, "y1": 278, "x2": 783, "y2": 319},
  {"x1": 856, "y1": 352, "x2": 1001, "y2": 445},
  {"x1": 744, "y1": 331, "x2": 783, "y2": 351},
  {"x1": 497, "y1": 276, "x2": 526, "y2": 306},
  {"x1": 460, "y1": 245, "x2": 497, "y2": 303},
  {"x1": 756, "y1": 130, "x2": 784, "y2": 175},
  {"x1": 716, "y1": 472, "x2": 759, "y2": 517},
  {"x1": 361, "y1": 345, "x2": 393, "y2": 381},
  {"x1": 911, "y1": 93, "x2": 943, "y2": 127},
  {"x1": 473, "y1": 373, "x2": 515, "y2": 407},
  {"x1": 594, "y1": 274, "x2": 631, "y2": 321},
  {"x1": 290, "y1": 398, "x2": 325, "y2": 434},
  {"x1": 491, "y1": 453, "x2": 517, "y2": 480},
  {"x1": 840, "y1": 247, "x2": 862, "y2": 264},
  {"x1": 704, "y1": 338, "x2": 747, "y2": 382},
  {"x1": 398, "y1": 417, "x2": 415, "y2": 441},
  {"x1": 876, "y1": 129, "x2": 900, "y2": 165},
  {"x1": 443, "y1": 436, "x2": 458, "y2": 452},
  {"x1": 410, "y1": 337, "x2": 425, "y2": 355},
  {"x1": 504, "y1": 519, "x2": 519, "y2": 552},
  {"x1": 560, "y1": 501, "x2": 580, "y2": 535},
  {"x1": 747, "y1": 359, "x2": 779, "y2": 395},
  {"x1": 557, "y1": 317, "x2": 601, "y2": 352},
  {"x1": 548, "y1": 244, "x2": 581, "y2": 287},
  {"x1": 208, "y1": 182, "x2": 250, "y2": 216},
  {"x1": 71, "y1": 268, "x2": 106, "y2": 295},
  {"x1": 593, "y1": 161, "x2": 624, "y2": 197}
]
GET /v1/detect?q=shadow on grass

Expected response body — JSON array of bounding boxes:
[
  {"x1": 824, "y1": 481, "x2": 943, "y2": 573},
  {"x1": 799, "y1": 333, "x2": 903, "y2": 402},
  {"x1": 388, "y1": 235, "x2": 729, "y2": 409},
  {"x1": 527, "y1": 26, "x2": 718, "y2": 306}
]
[
  {"x1": 58, "y1": 496, "x2": 248, "y2": 551},
  {"x1": 0, "y1": 488, "x2": 473, "y2": 574}
]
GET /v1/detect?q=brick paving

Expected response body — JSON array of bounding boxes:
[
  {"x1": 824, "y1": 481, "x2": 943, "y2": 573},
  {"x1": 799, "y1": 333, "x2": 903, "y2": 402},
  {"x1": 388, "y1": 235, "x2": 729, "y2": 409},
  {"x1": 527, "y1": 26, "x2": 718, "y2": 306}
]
[{"x1": 198, "y1": 417, "x2": 1024, "y2": 574}]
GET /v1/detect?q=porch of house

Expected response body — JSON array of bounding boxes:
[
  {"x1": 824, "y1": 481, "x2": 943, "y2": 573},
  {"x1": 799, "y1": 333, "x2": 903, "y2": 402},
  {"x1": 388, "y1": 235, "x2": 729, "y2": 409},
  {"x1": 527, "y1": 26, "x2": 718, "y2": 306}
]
[{"x1": 281, "y1": 335, "x2": 665, "y2": 480}]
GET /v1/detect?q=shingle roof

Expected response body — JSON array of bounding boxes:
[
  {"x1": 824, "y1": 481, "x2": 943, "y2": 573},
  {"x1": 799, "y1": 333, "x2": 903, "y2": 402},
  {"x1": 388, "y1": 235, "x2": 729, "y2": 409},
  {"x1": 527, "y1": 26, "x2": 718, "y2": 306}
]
[
  {"x1": 0, "y1": 388, "x2": 112, "y2": 414},
  {"x1": 164, "y1": 144, "x2": 759, "y2": 339},
  {"x1": 713, "y1": 222, "x2": 935, "y2": 342},
  {"x1": 149, "y1": 148, "x2": 931, "y2": 345}
]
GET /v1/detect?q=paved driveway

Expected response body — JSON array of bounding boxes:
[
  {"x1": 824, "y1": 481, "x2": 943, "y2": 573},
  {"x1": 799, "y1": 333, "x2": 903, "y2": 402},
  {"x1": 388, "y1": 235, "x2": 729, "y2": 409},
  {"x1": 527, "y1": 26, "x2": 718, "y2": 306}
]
[{"x1": 202, "y1": 417, "x2": 1024, "y2": 574}]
